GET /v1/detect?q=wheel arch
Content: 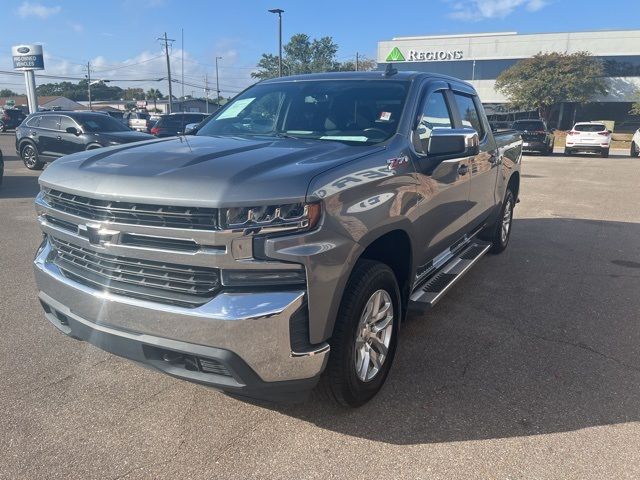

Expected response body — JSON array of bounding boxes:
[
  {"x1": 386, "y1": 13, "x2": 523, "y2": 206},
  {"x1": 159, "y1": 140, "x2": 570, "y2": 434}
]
[
  {"x1": 507, "y1": 171, "x2": 520, "y2": 202},
  {"x1": 18, "y1": 138, "x2": 39, "y2": 155}
]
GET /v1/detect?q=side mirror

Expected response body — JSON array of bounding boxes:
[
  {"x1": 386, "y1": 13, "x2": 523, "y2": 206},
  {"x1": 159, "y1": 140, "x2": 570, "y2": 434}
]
[
  {"x1": 183, "y1": 123, "x2": 198, "y2": 135},
  {"x1": 66, "y1": 126, "x2": 80, "y2": 136},
  {"x1": 428, "y1": 128, "x2": 479, "y2": 158}
]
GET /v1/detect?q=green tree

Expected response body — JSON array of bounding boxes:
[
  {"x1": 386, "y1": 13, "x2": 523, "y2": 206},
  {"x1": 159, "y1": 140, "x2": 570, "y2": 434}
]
[
  {"x1": 146, "y1": 88, "x2": 163, "y2": 110},
  {"x1": 339, "y1": 57, "x2": 377, "y2": 72},
  {"x1": 0, "y1": 89, "x2": 18, "y2": 97},
  {"x1": 252, "y1": 34, "x2": 342, "y2": 79},
  {"x1": 495, "y1": 52, "x2": 608, "y2": 123},
  {"x1": 123, "y1": 88, "x2": 144, "y2": 101}
]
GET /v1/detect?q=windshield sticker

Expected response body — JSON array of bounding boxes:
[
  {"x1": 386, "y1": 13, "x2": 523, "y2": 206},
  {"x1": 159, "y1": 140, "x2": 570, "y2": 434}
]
[
  {"x1": 379, "y1": 111, "x2": 392, "y2": 122},
  {"x1": 216, "y1": 98, "x2": 255, "y2": 119}
]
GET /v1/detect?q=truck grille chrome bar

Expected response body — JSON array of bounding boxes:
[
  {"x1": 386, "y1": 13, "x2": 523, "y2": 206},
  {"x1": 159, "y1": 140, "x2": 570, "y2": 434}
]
[
  {"x1": 43, "y1": 188, "x2": 219, "y2": 230},
  {"x1": 49, "y1": 237, "x2": 221, "y2": 307}
]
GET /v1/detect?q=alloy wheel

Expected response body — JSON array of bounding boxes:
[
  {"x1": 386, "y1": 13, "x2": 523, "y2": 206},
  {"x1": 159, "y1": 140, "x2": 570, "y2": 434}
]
[
  {"x1": 354, "y1": 289, "x2": 394, "y2": 382},
  {"x1": 501, "y1": 198, "x2": 513, "y2": 244},
  {"x1": 22, "y1": 146, "x2": 36, "y2": 168}
]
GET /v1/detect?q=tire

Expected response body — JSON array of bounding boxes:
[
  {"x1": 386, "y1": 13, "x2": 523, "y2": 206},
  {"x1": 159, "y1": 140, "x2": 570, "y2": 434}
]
[
  {"x1": 546, "y1": 142, "x2": 554, "y2": 155},
  {"x1": 601, "y1": 148, "x2": 610, "y2": 158},
  {"x1": 564, "y1": 148, "x2": 572, "y2": 155},
  {"x1": 21, "y1": 143, "x2": 44, "y2": 170},
  {"x1": 630, "y1": 142, "x2": 639, "y2": 157},
  {"x1": 319, "y1": 259, "x2": 400, "y2": 407},
  {"x1": 485, "y1": 188, "x2": 515, "y2": 254}
]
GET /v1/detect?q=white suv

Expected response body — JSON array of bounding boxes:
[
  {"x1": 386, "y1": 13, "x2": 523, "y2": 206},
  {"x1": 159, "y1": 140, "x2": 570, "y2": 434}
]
[
  {"x1": 565, "y1": 122, "x2": 612, "y2": 158},
  {"x1": 631, "y1": 128, "x2": 640, "y2": 157}
]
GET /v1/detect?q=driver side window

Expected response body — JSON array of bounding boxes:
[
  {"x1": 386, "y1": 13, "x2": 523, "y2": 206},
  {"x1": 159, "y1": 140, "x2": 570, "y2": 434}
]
[{"x1": 413, "y1": 91, "x2": 453, "y2": 155}]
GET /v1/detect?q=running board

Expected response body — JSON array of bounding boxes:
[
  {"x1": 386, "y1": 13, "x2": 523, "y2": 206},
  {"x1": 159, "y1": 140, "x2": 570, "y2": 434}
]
[{"x1": 409, "y1": 240, "x2": 491, "y2": 310}]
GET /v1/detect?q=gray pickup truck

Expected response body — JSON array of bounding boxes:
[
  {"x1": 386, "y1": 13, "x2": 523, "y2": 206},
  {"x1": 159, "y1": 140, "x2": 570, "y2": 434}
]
[{"x1": 33, "y1": 71, "x2": 522, "y2": 407}]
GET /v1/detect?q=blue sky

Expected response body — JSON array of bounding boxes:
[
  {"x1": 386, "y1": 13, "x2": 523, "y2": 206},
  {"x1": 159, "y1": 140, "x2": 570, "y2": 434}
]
[{"x1": 1, "y1": 0, "x2": 638, "y2": 96}]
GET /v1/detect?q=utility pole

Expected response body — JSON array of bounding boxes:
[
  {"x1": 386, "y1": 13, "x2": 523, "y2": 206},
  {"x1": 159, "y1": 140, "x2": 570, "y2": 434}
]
[
  {"x1": 204, "y1": 73, "x2": 209, "y2": 114},
  {"x1": 355, "y1": 52, "x2": 359, "y2": 72},
  {"x1": 268, "y1": 9, "x2": 284, "y2": 77},
  {"x1": 86, "y1": 61, "x2": 92, "y2": 110},
  {"x1": 215, "y1": 56, "x2": 222, "y2": 107},
  {"x1": 158, "y1": 32, "x2": 175, "y2": 113},
  {"x1": 181, "y1": 28, "x2": 184, "y2": 106}
]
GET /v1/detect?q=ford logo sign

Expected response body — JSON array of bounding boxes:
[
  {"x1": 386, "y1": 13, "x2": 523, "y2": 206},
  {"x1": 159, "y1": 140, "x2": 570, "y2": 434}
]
[{"x1": 17, "y1": 47, "x2": 30, "y2": 54}]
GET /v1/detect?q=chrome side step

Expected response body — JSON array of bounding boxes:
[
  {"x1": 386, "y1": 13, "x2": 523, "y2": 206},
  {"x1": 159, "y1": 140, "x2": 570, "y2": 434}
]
[{"x1": 409, "y1": 240, "x2": 491, "y2": 309}]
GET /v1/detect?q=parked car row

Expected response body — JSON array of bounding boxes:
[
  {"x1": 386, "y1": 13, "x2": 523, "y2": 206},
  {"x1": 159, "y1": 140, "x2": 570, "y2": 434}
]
[{"x1": 15, "y1": 111, "x2": 153, "y2": 170}]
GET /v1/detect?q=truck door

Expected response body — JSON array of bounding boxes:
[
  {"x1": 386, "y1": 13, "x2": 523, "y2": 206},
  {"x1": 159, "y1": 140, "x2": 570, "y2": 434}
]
[
  {"x1": 409, "y1": 83, "x2": 473, "y2": 267},
  {"x1": 451, "y1": 91, "x2": 499, "y2": 230}
]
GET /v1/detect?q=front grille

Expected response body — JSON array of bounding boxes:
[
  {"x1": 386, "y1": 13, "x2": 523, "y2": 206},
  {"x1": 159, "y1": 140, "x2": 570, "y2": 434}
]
[
  {"x1": 50, "y1": 237, "x2": 220, "y2": 307},
  {"x1": 43, "y1": 189, "x2": 219, "y2": 230}
]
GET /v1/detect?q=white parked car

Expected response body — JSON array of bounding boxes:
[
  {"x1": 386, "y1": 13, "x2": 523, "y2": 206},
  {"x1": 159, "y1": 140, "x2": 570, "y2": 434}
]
[
  {"x1": 565, "y1": 122, "x2": 612, "y2": 158},
  {"x1": 631, "y1": 128, "x2": 640, "y2": 157}
]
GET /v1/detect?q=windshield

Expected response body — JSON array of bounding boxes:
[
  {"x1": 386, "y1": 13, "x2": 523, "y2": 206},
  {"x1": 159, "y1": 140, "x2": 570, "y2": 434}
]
[
  {"x1": 78, "y1": 115, "x2": 131, "y2": 132},
  {"x1": 512, "y1": 120, "x2": 545, "y2": 131},
  {"x1": 196, "y1": 80, "x2": 409, "y2": 144}
]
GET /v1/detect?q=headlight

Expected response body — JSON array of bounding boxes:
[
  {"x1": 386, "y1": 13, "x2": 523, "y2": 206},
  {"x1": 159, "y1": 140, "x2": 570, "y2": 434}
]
[{"x1": 223, "y1": 202, "x2": 321, "y2": 233}]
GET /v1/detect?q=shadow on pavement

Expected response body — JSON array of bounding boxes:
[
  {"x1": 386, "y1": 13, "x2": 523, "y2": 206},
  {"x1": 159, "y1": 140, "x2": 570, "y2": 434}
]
[
  {"x1": 266, "y1": 217, "x2": 640, "y2": 445},
  {"x1": 0, "y1": 174, "x2": 41, "y2": 199}
]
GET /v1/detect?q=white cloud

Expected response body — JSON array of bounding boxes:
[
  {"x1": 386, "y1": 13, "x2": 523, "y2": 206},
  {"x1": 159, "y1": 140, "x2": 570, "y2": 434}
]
[
  {"x1": 449, "y1": 0, "x2": 549, "y2": 20},
  {"x1": 69, "y1": 22, "x2": 84, "y2": 33},
  {"x1": 16, "y1": 1, "x2": 61, "y2": 19}
]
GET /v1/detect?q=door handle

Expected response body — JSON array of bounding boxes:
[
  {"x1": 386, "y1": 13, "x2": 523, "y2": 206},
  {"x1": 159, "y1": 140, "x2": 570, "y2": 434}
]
[
  {"x1": 56, "y1": 136, "x2": 62, "y2": 140},
  {"x1": 458, "y1": 164, "x2": 469, "y2": 176}
]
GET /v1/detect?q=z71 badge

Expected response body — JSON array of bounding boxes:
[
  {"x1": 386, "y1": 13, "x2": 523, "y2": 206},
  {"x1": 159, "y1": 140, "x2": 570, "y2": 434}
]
[{"x1": 387, "y1": 154, "x2": 409, "y2": 170}]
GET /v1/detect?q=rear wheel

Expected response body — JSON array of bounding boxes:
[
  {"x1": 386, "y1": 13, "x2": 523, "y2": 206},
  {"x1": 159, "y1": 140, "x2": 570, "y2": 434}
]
[
  {"x1": 564, "y1": 148, "x2": 572, "y2": 156},
  {"x1": 483, "y1": 188, "x2": 515, "y2": 254},
  {"x1": 319, "y1": 260, "x2": 400, "y2": 407},
  {"x1": 21, "y1": 143, "x2": 44, "y2": 170},
  {"x1": 631, "y1": 142, "x2": 639, "y2": 157},
  {"x1": 601, "y1": 148, "x2": 610, "y2": 158}
]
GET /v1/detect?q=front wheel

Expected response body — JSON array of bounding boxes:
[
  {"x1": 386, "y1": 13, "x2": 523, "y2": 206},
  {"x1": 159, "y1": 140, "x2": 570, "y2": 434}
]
[
  {"x1": 319, "y1": 260, "x2": 400, "y2": 407},
  {"x1": 21, "y1": 144, "x2": 44, "y2": 170},
  {"x1": 630, "y1": 142, "x2": 639, "y2": 157}
]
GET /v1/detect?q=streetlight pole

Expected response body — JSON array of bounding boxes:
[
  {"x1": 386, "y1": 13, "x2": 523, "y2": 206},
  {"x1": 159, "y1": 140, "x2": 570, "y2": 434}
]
[
  {"x1": 268, "y1": 8, "x2": 284, "y2": 77},
  {"x1": 215, "y1": 56, "x2": 222, "y2": 106}
]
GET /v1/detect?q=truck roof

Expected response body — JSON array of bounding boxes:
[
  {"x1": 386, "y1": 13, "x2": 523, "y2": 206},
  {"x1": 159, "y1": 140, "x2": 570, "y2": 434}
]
[{"x1": 260, "y1": 70, "x2": 473, "y2": 87}]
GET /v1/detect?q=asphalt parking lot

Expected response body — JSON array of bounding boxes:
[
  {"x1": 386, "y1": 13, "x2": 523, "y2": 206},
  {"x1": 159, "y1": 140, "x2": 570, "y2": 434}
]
[{"x1": 1, "y1": 132, "x2": 639, "y2": 479}]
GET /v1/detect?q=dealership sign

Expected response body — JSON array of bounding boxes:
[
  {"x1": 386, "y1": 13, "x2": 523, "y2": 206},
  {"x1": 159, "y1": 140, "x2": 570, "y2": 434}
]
[
  {"x1": 12, "y1": 44, "x2": 44, "y2": 70},
  {"x1": 386, "y1": 47, "x2": 463, "y2": 62}
]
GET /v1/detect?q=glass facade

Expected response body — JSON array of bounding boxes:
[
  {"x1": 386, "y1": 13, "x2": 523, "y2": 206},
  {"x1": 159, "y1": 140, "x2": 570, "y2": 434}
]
[{"x1": 384, "y1": 55, "x2": 640, "y2": 80}]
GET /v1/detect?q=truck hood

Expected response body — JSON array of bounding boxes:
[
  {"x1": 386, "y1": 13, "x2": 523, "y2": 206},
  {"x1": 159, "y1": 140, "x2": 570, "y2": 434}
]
[{"x1": 39, "y1": 135, "x2": 384, "y2": 207}]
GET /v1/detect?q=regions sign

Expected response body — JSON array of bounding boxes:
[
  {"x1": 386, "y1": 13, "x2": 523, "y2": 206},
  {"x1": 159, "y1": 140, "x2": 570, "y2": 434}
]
[
  {"x1": 12, "y1": 44, "x2": 44, "y2": 71},
  {"x1": 386, "y1": 47, "x2": 463, "y2": 62}
]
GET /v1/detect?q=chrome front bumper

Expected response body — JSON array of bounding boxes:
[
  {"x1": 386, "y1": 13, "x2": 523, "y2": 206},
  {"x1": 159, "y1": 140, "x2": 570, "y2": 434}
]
[{"x1": 34, "y1": 240, "x2": 329, "y2": 399}]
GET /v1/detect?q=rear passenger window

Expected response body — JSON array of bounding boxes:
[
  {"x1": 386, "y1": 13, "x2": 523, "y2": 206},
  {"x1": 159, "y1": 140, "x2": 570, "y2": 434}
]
[
  {"x1": 453, "y1": 93, "x2": 484, "y2": 138},
  {"x1": 414, "y1": 91, "x2": 452, "y2": 154},
  {"x1": 39, "y1": 115, "x2": 60, "y2": 130}
]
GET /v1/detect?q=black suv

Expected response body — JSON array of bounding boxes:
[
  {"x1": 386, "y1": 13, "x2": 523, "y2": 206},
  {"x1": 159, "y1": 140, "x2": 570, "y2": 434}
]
[
  {"x1": 15, "y1": 111, "x2": 154, "y2": 170},
  {"x1": 512, "y1": 119, "x2": 555, "y2": 155},
  {"x1": 0, "y1": 108, "x2": 27, "y2": 132},
  {"x1": 150, "y1": 113, "x2": 207, "y2": 137}
]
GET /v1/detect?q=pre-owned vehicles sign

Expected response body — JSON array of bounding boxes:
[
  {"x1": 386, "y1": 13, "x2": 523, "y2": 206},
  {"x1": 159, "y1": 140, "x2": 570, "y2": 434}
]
[{"x1": 11, "y1": 44, "x2": 44, "y2": 70}]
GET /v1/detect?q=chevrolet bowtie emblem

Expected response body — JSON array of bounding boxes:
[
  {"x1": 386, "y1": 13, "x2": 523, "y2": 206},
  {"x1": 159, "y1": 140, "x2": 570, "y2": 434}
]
[{"x1": 78, "y1": 223, "x2": 118, "y2": 246}]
